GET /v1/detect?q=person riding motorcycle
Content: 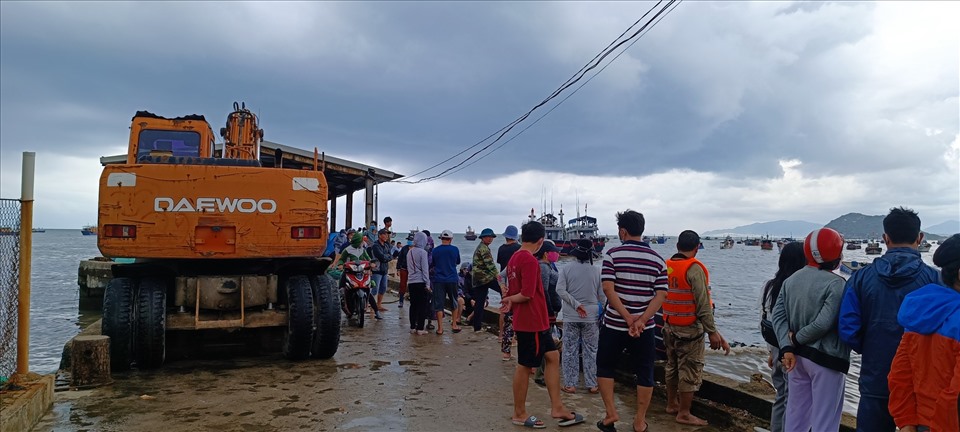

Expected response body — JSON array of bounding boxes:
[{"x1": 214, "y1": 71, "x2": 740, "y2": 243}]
[{"x1": 331, "y1": 231, "x2": 382, "y2": 320}]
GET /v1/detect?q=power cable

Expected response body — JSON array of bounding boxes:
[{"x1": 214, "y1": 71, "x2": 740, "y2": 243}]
[
  {"x1": 438, "y1": 0, "x2": 681, "y2": 180},
  {"x1": 396, "y1": 1, "x2": 673, "y2": 183},
  {"x1": 405, "y1": 0, "x2": 680, "y2": 183}
]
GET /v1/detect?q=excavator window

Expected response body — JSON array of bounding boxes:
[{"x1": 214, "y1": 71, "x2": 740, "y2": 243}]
[{"x1": 137, "y1": 130, "x2": 201, "y2": 159}]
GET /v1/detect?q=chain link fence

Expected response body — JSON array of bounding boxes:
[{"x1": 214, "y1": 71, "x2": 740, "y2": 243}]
[{"x1": 0, "y1": 198, "x2": 22, "y2": 385}]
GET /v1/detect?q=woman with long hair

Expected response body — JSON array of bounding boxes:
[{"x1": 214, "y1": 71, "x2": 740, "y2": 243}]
[{"x1": 760, "y1": 242, "x2": 806, "y2": 432}]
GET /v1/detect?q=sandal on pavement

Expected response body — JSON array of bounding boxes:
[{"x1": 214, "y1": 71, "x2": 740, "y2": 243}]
[
  {"x1": 452, "y1": 327, "x2": 462, "y2": 333},
  {"x1": 588, "y1": 387, "x2": 600, "y2": 394},
  {"x1": 436, "y1": 329, "x2": 444, "y2": 335},
  {"x1": 512, "y1": 416, "x2": 546, "y2": 429},
  {"x1": 561, "y1": 386, "x2": 577, "y2": 394},
  {"x1": 596, "y1": 420, "x2": 617, "y2": 432},
  {"x1": 633, "y1": 422, "x2": 649, "y2": 432},
  {"x1": 556, "y1": 412, "x2": 585, "y2": 427}
]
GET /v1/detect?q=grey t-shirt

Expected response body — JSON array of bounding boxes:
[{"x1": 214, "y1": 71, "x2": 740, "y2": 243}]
[
  {"x1": 772, "y1": 266, "x2": 851, "y2": 369},
  {"x1": 556, "y1": 261, "x2": 604, "y2": 323}
]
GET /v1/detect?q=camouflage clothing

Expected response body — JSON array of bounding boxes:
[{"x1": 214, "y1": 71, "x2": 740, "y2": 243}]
[{"x1": 472, "y1": 243, "x2": 498, "y2": 286}]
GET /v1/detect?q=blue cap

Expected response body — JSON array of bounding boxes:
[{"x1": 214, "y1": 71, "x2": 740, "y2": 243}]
[
  {"x1": 479, "y1": 228, "x2": 497, "y2": 238},
  {"x1": 503, "y1": 225, "x2": 519, "y2": 240}
]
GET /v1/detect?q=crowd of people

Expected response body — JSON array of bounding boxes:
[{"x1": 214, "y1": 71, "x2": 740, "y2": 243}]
[
  {"x1": 323, "y1": 208, "x2": 959, "y2": 432},
  {"x1": 762, "y1": 207, "x2": 958, "y2": 432}
]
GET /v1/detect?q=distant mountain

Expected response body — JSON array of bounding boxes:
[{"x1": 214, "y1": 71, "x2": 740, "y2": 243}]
[
  {"x1": 924, "y1": 220, "x2": 959, "y2": 236},
  {"x1": 703, "y1": 220, "x2": 822, "y2": 237},
  {"x1": 826, "y1": 213, "x2": 954, "y2": 239},
  {"x1": 825, "y1": 213, "x2": 884, "y2": 239}
]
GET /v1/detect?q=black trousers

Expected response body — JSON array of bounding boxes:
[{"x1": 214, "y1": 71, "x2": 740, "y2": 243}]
[
  {"x1": 470, "y1": 280, "x2": 496, "y2": 331},
  {"x1": 408, "y1": 283, "x2": 430, "y2": 331}
]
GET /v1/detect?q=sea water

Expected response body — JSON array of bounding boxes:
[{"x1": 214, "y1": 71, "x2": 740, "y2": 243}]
[{"x1": 21, "y1": 230, "x2": 940, "y2": 415}]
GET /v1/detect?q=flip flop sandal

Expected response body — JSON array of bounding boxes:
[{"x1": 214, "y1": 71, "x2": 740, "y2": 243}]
[
  {"x1": 588, "y1": 387, "x2": 600, "y2": 394},
  {"x1": 556, "y1": 412, "x2": 585, "y2": 427},
  {"x1": 512, "y1": 416, "x2": 546, "y2": 429},
  {"x1": 452, "y1": 328, "x2": 462, "y2": 333},
  {"x1": 561, "y1": 386, "x2": 577, "y2": 394},
  {"x1": 596, "y1": 420, "x2": 617, "y2": 432}
]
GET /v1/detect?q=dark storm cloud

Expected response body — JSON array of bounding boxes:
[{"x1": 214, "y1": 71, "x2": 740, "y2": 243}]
[{"x1": 0, "y1": 1, "x2": 956, "y2": 229}]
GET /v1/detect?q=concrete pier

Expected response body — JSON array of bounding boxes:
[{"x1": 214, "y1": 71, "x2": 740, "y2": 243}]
[
  {"x1": 38, "y1": 290, "x2": 766, "y2": 431},
  {"x1": 76, "y1": 259, "x2": 112, "y2": 310},
  {"x1": 0, "y1": 373, "x2": 54, "y2": 432},
  {"x1": 60, "y1": 273, "x2": 855, "y2": 431}
]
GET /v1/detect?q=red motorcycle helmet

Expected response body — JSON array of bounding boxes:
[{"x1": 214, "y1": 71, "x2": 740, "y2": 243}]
[{"x1": 804, "y1": 228, "x2": 844, "y2": 266}]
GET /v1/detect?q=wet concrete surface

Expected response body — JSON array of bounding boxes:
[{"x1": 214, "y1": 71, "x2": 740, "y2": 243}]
[{"x1": 36, "y1": 294, "x2": 746, "y2": 432}]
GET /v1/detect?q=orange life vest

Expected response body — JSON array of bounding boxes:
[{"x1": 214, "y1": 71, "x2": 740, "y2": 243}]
[{"x1": 664, "y1": 257, "x2": 711, "y2": 327}]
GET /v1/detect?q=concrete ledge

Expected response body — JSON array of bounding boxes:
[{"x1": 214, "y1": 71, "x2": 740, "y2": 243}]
[
  {"x1": 78, "y1": 258, "x2": 112, "y2": 310},
  {"x1": 463, "y1": 302, "x2": 857, "y2": 431},
  {"x1": 0, "y1": 373, "x2": 55, "y2": 432}
]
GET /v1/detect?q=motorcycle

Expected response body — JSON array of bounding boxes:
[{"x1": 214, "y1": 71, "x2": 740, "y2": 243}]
[{"x1": 338, "y1": 260, "x2": 374, "y2": 328}]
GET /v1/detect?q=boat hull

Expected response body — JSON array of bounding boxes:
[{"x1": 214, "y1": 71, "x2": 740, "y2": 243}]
[
  {"x1": 555, "y1": 238, "x2": 606, "y2": 255},
  {"x1": 840, "y1": 260, "x2": 870, "y2": 275}
]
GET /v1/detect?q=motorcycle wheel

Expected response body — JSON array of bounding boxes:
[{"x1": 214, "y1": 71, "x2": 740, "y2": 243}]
[{"x1": 355, "y1": 291, "x2": 365, "y2": 328}]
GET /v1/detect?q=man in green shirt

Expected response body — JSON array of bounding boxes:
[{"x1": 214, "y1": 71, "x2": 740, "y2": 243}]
[{"x1": 470, "y1": 228, "x2": 499, "y2": 332}]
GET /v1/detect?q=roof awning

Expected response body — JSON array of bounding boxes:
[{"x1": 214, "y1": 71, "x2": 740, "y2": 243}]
[{"x1": 100, "y1": 140, "x2": 403, "y2": 199}]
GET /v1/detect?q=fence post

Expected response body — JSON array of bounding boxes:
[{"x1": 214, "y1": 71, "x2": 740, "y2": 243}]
[{"x1": 16, "y1": 151, "x2": 35, "y2": 376}]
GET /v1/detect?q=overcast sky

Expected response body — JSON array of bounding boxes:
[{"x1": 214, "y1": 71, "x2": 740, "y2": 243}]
[{"x1": 1, "y1": 1, "x2": 957, "y2": 235}]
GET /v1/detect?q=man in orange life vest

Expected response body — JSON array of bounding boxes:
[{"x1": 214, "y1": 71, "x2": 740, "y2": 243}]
[{"x1": 663, "y1": 230, "x2": 731, "y2": 426}]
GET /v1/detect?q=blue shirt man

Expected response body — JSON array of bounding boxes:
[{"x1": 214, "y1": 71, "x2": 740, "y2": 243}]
[
  {"x1": 838, "y1": 207, "x2": 940, "y2": 432},
  {"x1": 431, "y1": 230, "x2": 462, "y2": 333}
]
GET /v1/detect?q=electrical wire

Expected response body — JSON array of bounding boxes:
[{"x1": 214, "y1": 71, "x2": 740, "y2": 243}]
[
  {"x1": 398, "y1": 6, "x2": 661, "y2": 182},
  {"x1": 437, "y1": 0, "x2": 682, "y2": 179},
  {"x1": 397, "y1": 0, "x2": 680, "y2": 184}
]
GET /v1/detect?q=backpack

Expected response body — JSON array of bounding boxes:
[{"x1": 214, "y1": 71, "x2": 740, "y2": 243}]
[{"x1": 759, "y1": 279, "x2": 780, "y2": 348}]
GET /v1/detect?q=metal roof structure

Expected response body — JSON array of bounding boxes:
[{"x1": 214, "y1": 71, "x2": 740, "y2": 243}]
[
  {"x1": 261, "y1": 141, "x2": 402, "y2": 198},
  {"x1": 100, "y1": 141, "x2": 403, "y2": 198}
]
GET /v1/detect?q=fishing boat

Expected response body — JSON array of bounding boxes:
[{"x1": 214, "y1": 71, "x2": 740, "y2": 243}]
[
  {"x1": 464, "y1": 226, "x2": 477, "y2": 241},
  {"x1": 743, "y1": 238, "x2": 760, "y2": 246},
  {"x1": 776, "y1": 238, "x2": 797, "y2": 252},
  {"x1": 655, "y1": 235, "x2": 666, "y2": 244},
  {"x1": 528, "y1": 208, "x2": 565, "y2": 244},
  {"x1": 563, "y1": 204, "x2": 607, "y2": 253},
  {"x1": 32, "y1": 228, "x2": 45, "y2": 233},
  {"x1": 526, "y1": 205, "x2": 606, "y2": 254},
  {"x1": 918, "y1": 240, "x2": 932, "y2": 252},
  {"x1": 760, "y1": 239, "x2": 774, "y2": 250},
  {"x1": 846, "y1": 241, "x2": 862, "y2": 250},
  {"x1": 840, "y1": 260, "x2": 871, "y2": 275},
  {"x1": 865, "y1": 242, "x2": 882, "y2": 255},
  {"x1": 81, "y1": 225, "x2": 97, "y2": 236},
  {"x1": 720, "y1": 236, "x2": 734, "y2": 249}
]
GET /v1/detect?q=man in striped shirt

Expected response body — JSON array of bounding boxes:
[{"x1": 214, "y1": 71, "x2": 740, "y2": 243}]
[{"x1": 596, "y1": 210, "x2": 668, "y2": 432}]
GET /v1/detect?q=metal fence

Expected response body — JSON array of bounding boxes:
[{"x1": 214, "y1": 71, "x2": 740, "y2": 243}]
[{"x1": 0, "y1": 198, "x2": 21, "y2": 385}]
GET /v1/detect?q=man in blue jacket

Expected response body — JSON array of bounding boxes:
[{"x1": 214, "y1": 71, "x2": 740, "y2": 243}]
[{"x1": 838, "y1": 207, "x2": 940, "y2": 432}]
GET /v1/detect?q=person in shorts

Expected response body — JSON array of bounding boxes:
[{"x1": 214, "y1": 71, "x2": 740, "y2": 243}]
[
  {"x1": 596, "y1": 210, "x2": 668, "y2": 432},
  {"x1": 501, "y1": 221, "x2": 583, "y2": 429},
  {"x1": 431, "y1": 229, "x2": 462, "y2": 334}
]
